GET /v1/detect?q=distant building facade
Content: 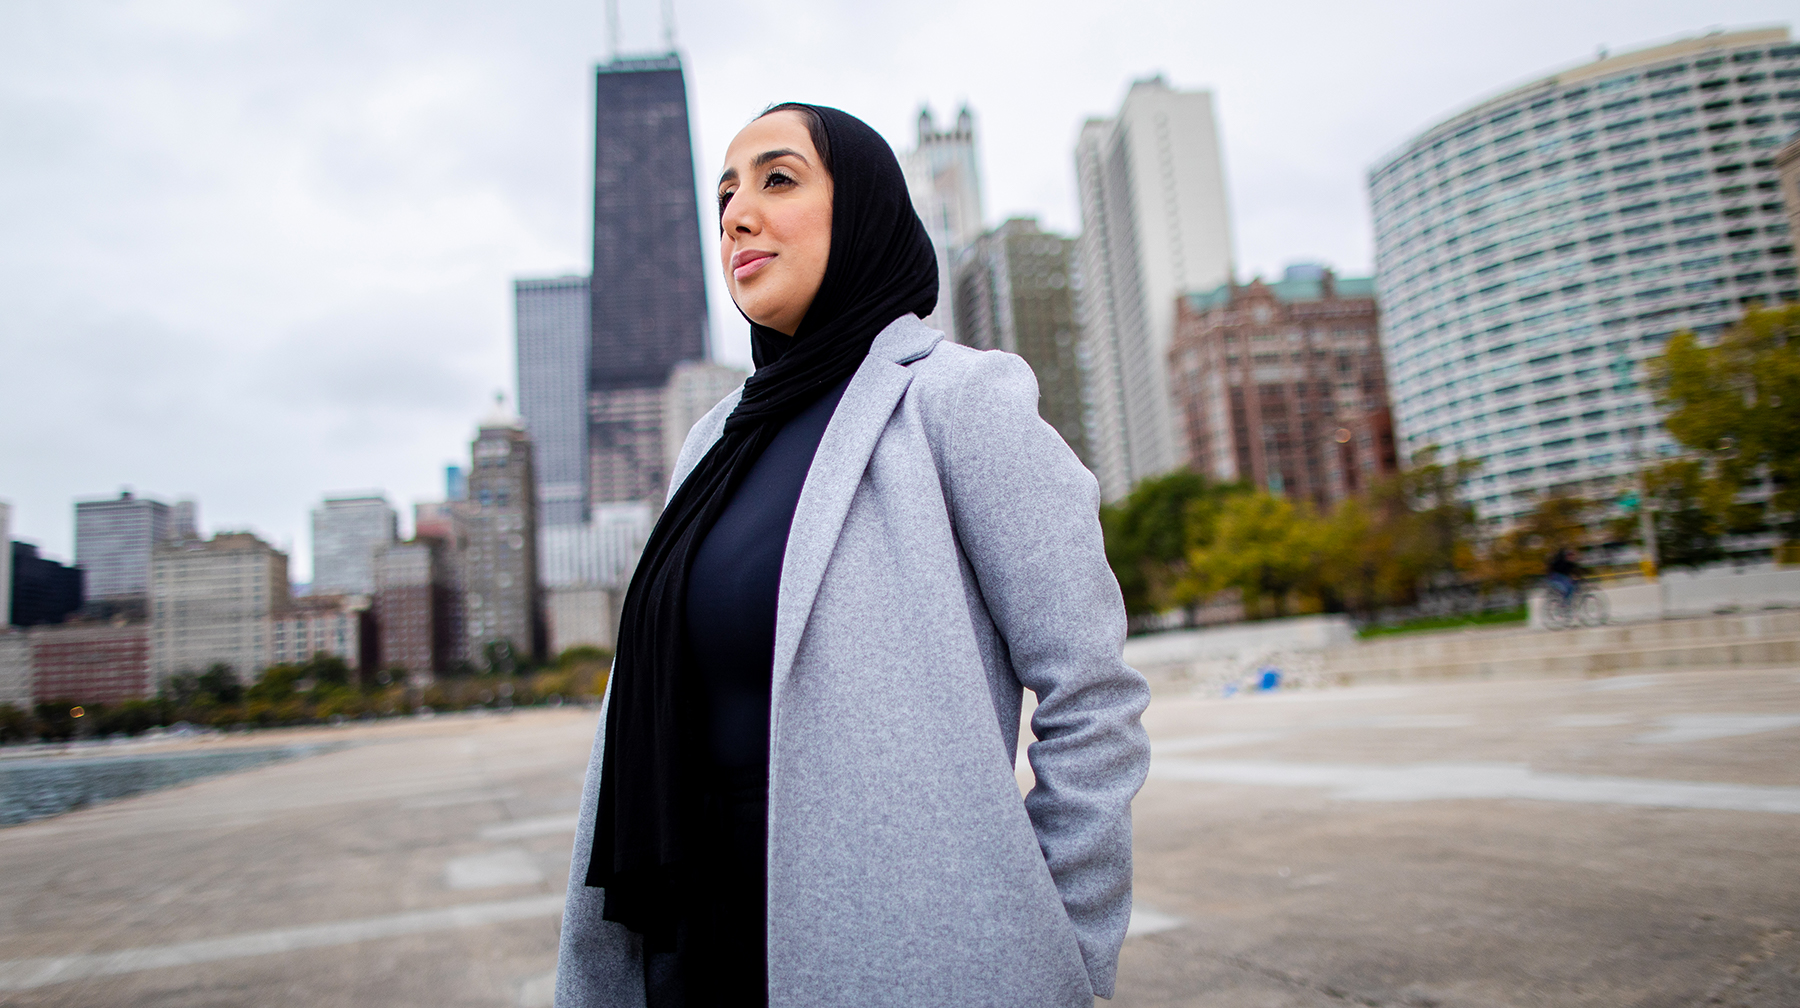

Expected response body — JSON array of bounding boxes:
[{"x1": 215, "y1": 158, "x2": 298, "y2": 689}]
[
  {"x1": 9, "y1": 542, "x2": 83, "y2": 628},
  {"x1": 953, "y1": 218, "x2": 1090, "y2": 466},
  {"x1": 0, "y1": 501, "x2": 11, "y2": 627},
  {"x1": 1370, "y1": 29, "x2": 1800, "y2": 526},
  {"x1": 516, "y1": 274, "x2": 592, "y2": 527},
  {"x1": 0, "y1": 630, "x2": 27, "y2": 708},
  {"x1": 1169, "y1": 269, "x2": 1398, "y2": 507},
  {"x1": 903, "y1": 105, "x2": 986, "y2": 336},
  {"x1": 462, "y1": 418, "x2": 543, "y2": 665},
  {"x1": 538, "y1": 502, "x2": 653, "y2": 654},
  {"x1": 271, "y1": 594, "x2": 373, "y2": 673},
  {"x1": 1778, "y1": 130, "x2": 1800, "y2": 247},
  {"x1": 373, "y1": 539, "x2": 455, "y2": 680},
  {"x1": 150, "y1": 532, "x2": 291, "y2": 683},
  {"x1": 589, "y1": 54, "x2": 709, "y2": 507},
  {"x1": 1075, "y1": 76, "x2": 1237, "y2": 500},
  {"x1": 28, "y1": 620, "x2": 152, "y2": 705},
  {"x1": 662, "y1": 360, "x2": 747, "y2": 475},
  {"x1": 75, "y1": 491, "x2": 171, "y2": 599},
  {"x1": 310, "y1": 494, "x2": 397, "y2": 597}
]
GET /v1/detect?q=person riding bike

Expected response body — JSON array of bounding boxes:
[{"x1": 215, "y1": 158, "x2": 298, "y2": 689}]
[{"x1": 1545, "y1": 547, "x2": 1583, "y2": 602}]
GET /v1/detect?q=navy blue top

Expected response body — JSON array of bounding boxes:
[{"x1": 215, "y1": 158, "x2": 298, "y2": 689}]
[{"x1": 684, "y1": 376, "x2": 852, "y2": 774}]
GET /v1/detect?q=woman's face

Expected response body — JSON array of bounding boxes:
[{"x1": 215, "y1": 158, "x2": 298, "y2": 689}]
[{"x1": 717, "y1": 111, "x2": 833, "y2": 337}]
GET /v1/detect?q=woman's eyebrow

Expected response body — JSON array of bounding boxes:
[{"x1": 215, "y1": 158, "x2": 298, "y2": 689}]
[{"x1": 718, "y1": 148, "x2": 810, "y2": 188}]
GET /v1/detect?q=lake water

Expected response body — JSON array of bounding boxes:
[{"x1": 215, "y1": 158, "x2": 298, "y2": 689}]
[{"x1": 0, "y1": 743, "x2": 344, "y2": 826}]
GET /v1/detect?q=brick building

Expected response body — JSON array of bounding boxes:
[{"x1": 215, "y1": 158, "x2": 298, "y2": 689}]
[
  {"x1": 1169, "y1": 268, "x2": 1398, "y2": 508},
  {"x1": 270, "y1": 594, "x2": 373, "y2": 673},
  {"x1": 28, "y1": 620, "x2": 152, "y2": 704},
  {"x1": 373, "y1": 539, "x2": 455, "y2": 681}
]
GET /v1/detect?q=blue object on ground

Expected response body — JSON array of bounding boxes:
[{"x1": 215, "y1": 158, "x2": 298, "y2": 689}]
[{"x1": 1258, "y1": 668, "x2": 1282, "y2": 692}]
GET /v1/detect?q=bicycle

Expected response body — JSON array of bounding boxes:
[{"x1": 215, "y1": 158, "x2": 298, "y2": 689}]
[{"x1": 1543, "y1": 579, "x2": 1608, "y2": 629}]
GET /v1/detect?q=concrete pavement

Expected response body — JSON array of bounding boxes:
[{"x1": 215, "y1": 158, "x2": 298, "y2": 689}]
[{"x1": 0, "y1": 664, "x2": 1796, "y2": 1006}]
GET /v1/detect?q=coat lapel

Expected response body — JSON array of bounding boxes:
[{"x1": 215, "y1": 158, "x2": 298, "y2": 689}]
[{"x1": 770, "y1": 316, "x2": 942, "y2": 709}]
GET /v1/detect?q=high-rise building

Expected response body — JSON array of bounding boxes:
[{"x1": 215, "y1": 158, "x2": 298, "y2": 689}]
[
  {"x1": 1168, "y1": 269, "x2": 1398, "y2": 507},
  {"x1": 590, "y1": 53, "x2": 710, "y2": 506},
  {"x1": 9, "y1": 543, "x2": 83, "y2": 628},
  {"x1": 516, "y1": 274, "x2": 593, "y2": 527},
  {"x1": 75, "y1": 491, "x2": 171, "y2": 599},
  {"x1": 592, "y1": 53, "x2": 708, "y2": 391},
  {"x1": 170, "y1": 499, "x2": 200, "y2": 542},
  {"x1": 462, "y1": 416, "x2": 543, "y2": 665},
  {"x1": 310, "y1": 494, "x2": 397, "y2": 597},
  {"x1": 373, "y1": 538, "x2": 455, "y2": 680},
  {"x1": 0, "y1": 500, "x2": 11, "y2": 631},
  {"x1": 953, "y1": 218, "x2": 1090, "y2": 466},
  {"x1": 149, "y1": 532, "x2": 291, "y2": 683},
  {"x1": 28, "y1": 621, "x2": 152, "y2": 705},
  {"x1": 1777, "y1": 130, "x2": 1800, "y2": 239},
  {"x1": 591, "y1": 386, "x2": 669, "y2": 505},
  {"x1": 1075, "y1": 76, "x2": 1237, "y2": 500},
  {"x1": 904, "y1": 105, "x2": 986, "y2": 336},
  {"x1": 663, "y1": 360, "x2": 748, "y2": 475},
  {"x1": 539, "y1": 501, "x2": 654, "y2": 654},
  {"x1": 1370, "y1": 28, "x2": 1800, "y2": 527},
  {"x1": 411, "y1": 500, "x2": 469, "y2": 668},
  {"x1": 445, "y1": 466, "x2": 467, "y2": 503}
]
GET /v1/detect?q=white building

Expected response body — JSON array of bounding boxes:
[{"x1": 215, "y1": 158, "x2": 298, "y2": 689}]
[
  {"x1": 0, "y1": 630, "x2": 27, "y2": 708},
  {"x1": 270, "y1": 594, "x2": 369, "y2": 670},
  {"x1": 0, "y1": 499, "x2": 12, "y2": 627},
  {"x1": 1370, "y1": 28, "x2": 1799, "y2": 527},
  {"x1": 150, "y1": 532, "x2": 291, "y2": 682},
  {"x1": 663, "y1": 359, "x2": 748, "y2": 476},
  {"x1": 310, "y1": 494, "x2": 397, "y2": 597},
  {"x1": 903, "y1": 105, "x2": 986, "y2": 337},
  {"x1": 538, "y1": 502, "x2": 654, "y2": 653},
  {"x1": 1075, "y1": 76, "x2": 1237, "y2": 500}
]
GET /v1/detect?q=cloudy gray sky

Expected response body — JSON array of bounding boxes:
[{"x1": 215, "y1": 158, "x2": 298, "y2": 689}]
[{"x1": 2, "y1": 0, "x2": 1790, "y2": 579}]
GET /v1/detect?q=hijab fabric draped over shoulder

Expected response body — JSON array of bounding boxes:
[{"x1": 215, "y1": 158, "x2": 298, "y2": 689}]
[{"x1": 587, "y1": 104, "x2": 939, "y2": 945}]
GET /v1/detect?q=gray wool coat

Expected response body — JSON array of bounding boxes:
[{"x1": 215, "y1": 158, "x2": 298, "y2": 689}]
[{"x1": 554, "y1": 314, "x2": 1152, "y2": 1007}]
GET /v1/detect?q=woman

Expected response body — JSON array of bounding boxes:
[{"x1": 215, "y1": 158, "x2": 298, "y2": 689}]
[{"x1": 555, "y1": 103, "x2": 1151, "y2": 1008}]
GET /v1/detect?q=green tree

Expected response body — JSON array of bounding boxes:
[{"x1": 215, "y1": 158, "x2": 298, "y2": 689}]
[
  {"x1": 0, "y1": 703, "x2": 39, "y2": 744},
  {"x1": 1606, "y1": 459, "x2": 1727, "y2": 570},
  {"x1": 1653, "y1": 305, "x2": 1800, "y2": 542},
  {"x1": 1184, "y1": 492, "x2": 1324, "y2": 618},
  {"x1": 197, "y1": 663, "x2": 244, "y2": 704},
  {"x1": 1100, "y1": 471, "x2": 1242, "y2": 616},
  {"x1": 1476, "y1": 494, "x2": 1595, "y2": 590}
]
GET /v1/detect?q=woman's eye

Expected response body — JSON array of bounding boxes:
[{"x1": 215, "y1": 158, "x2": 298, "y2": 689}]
[
  {"x1": 764, "y1": 170, "x2": 794, "y2": 189},
  {"x1": 717, "y1": 188, "x2": 735, "y2": 212}
]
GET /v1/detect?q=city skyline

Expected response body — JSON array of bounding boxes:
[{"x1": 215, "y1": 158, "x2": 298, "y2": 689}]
[{"x1": 3, "y1": 2, "x2": 1793, "y2": 575}]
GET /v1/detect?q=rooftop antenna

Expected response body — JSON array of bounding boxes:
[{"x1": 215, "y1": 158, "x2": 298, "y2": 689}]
[
  {"x1": 661, "y1": 0, "x2": 676, "y2": 52},
  {"x1": 605, "y1": 0, "x2": 619, "y2": 60}
]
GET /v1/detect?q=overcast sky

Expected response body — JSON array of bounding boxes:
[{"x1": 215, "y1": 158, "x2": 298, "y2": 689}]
[{"x1": 1, "y1": 0, "x2": 1790, "y2": 580}]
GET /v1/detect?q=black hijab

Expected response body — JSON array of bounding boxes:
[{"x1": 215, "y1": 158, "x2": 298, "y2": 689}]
[{"x1": 586, "y1": 104, "x2": 938, "y2": 942}]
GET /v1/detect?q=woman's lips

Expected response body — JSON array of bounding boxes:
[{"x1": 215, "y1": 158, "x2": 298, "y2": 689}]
[{"x1": 732, "y1": 250, "x2": 775, "y2": 280}]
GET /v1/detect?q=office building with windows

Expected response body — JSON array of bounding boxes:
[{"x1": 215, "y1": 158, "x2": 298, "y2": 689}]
[
  {"x1": 952, "y1": 218, "x2": 1091, "y2": 466},
  {"x1": 75, "y1": 491, "x2": 171, "y2": 599},
  {"x1": 310, "y1": 494, "x2": 397, "y2": 597},
  {"x1": 516, "y1": 274, "x2": 592, "y2": 527},
  {"x1": 149, "y1": 532, "x2": 291, "y2": 683},
  {"x1": 904, "y1": 105, "x2": 986, "y2": 336},
  {"x1": 1169, "y1": 268, "x2": 1397, "y2": 507},
  {"x1": 589, "y1": 54, "x2": 709, "y2": 506},
  {"x1": 1370, "y1": 28, "x2": 1799, "y2": 525},
  {"x1": 462, "y1": 416, "x2": 542, "y2": 665},
  {"x1": 9, "y1": 542, "x2": 83, "y2": 628},
  {"x1": 1075, "y1": 76, "x2": 1238, "y2": 500},
  {"x1": 662, "y1": 360, "x2": 747, "y2": 475}
]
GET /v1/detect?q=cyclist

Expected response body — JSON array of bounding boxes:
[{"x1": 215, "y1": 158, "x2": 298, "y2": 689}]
[{"x1": 1545, "y1": 547, "x2": 1583, "y2": 602}]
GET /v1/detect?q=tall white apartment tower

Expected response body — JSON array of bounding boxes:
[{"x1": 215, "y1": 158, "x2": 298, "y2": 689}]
[
  {"x1": 903, "y1": 105, "x2": 986, "y2": 337},
  {"x1": 310, "y1": 494, "x2": 398, "y2": 597},
  {"x1": 1369, "y1": 28, "x2": 1798, "y2": 527},
  {"x1": 1075, "y1": 76, "x2": 1237, "y2": 500}
]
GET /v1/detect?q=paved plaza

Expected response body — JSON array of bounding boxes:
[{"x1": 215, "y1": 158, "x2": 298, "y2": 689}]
[{"x1": 1, "y1": 664, "x2": 1797, "y2": 1006}]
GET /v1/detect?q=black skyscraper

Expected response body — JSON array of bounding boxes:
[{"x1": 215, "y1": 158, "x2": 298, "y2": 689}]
[
  {"x1": 10, "y1": 542, "x2": 83, "y2": 628},
  {"x1": 591, "y1": 54, "x2": 708, "y2": 391}
]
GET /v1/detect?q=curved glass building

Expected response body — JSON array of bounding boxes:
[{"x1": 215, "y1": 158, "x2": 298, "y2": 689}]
[{"x1": 1369, "y1": 28, "x2": 1799, "y2": 526}]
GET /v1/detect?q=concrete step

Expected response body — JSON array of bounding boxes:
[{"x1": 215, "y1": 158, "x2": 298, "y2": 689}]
[
  {"x1": 1320, "y1": 633, "x2": 1800, "y2": 685},
  {"x1": 1341, "y1": 610, "x2": 1800, "y2": 669}
]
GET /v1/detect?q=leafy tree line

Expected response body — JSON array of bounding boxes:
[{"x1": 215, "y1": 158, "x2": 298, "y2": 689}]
[
  {"x1": 1101, "y1": 306, "x2": 1800, "y2": 627},
  {"x1": 0, "y1": 645, "x2": 612, "y2": 745}
]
